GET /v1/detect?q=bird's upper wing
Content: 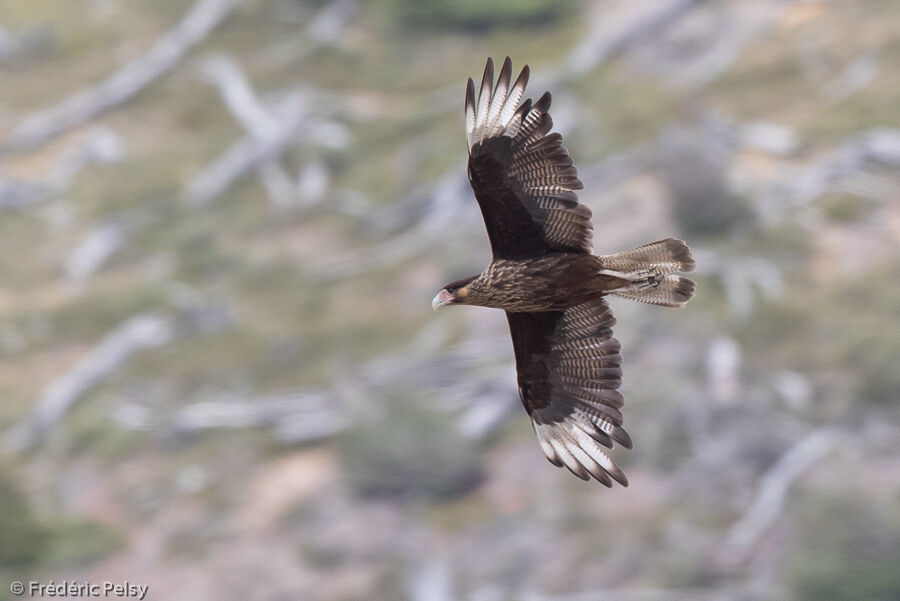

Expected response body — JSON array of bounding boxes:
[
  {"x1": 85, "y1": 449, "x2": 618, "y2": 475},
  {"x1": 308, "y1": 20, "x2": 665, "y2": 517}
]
[
  {"x1": 466, "y1": 57, "x2": 592, "y2": 260},
  {"x1": 506, "y1": 298, "x2": 632, "y2": 486}
]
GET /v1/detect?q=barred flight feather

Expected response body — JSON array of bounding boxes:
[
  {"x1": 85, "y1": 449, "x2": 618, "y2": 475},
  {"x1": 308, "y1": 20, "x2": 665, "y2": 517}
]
[
  {"x1": 466, "y1": 57, "x2": 592, "y2": 255},
  {"x1": 508, "y1": 298, "x2": 632, "y2": 487},
  {"x1": 600, "y1": 238, "x2": 696, "y2": 275}
]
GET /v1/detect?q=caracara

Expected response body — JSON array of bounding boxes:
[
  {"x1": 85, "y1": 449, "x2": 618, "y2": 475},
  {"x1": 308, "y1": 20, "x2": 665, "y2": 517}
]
[{"x1": 432, "y1": 58, "x2": 696, "y2": 487}]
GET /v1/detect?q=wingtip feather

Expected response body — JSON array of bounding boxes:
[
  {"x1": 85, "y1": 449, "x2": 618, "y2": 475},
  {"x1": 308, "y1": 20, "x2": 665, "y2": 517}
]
[
  {"x1": 465, "y1": 77, "x2": 476, "y2": 149},
  {"x1": 463, "y1": 58, "x2": 593, "y2": 253},
  {"x1": 475, "y1": 57, "x2": 494, "y2": 129},
  {"x1": 535, "y1": 420, "x2": 629, "y2": 488},
  {"x1": 465, "y1": 77, "x2": 475, "y2": 109},
  {"x1": 499, "y1": 56, "x2": 512, "y2": 83},
  {"x1": 486, "y1": 56, "x2": 513, "y2": 129}
]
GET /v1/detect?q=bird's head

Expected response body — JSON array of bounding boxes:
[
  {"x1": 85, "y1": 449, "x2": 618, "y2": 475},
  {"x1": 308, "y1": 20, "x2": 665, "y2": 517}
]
[{"x1": 432, "y1": 275, "x2": 478, "y2": 310}]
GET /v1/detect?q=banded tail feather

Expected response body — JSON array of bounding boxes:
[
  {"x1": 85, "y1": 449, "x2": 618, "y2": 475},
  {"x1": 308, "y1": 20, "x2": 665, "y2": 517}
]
[
  {"x1": 599, "y1": 238, "x2": 696, "y2": 307},
  {"x1": 600, "y1": 238, "x2": 695, "y2": 274},
  {"x1": 612, "y1": 274, "x2": 695, "y2": 307}
]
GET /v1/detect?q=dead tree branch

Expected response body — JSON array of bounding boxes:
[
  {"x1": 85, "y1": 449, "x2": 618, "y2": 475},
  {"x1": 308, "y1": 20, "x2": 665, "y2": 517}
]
[
  {"x1": 186, "y1": 0, "x2": 360, "y2": 208},
  {"x1": 1, "y1": 0, "x2": 238, "y2": 155},
  {"x1": 183, "y1": 65, "x2": 349, "y2": 208},
  {"x1": 4, "y1": 314, "x2": 174, "y2": 453},
  {"x1": 172, "y1": 389, "x2": 348, "y2": 443},
  {"x1": 718, "y1": 425, "x2": 841, "y2": 567},
  {"x1": 192, "y1": 55, "x2": 347, "y2": 208},
  {"x1": 565, "y1": 0, "x2": 706, "y2": 76},
  {"x1": 3, "y1": 299, "x2": 232, "y2": 453},
  {"x1": 183, "y1": 90, "x2": 311, "y2": 207},
  {"x1": 313, "y1": 167, "x2": 471, "y2": 280},
  {"x1": 0, "y1": 127, "x2": 125, "y2": 209},
  {"x1": 157, "y1": 329, "x2": 515, "y2": 445},
  {"x1": 788, "y1": 128, "x2": 900, "y2": 208}
]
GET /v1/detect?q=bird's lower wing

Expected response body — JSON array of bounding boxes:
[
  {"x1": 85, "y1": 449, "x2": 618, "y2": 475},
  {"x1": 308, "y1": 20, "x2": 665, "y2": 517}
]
[{"x1": 506, "y1": 298, "x2": 631, "y2": 487}]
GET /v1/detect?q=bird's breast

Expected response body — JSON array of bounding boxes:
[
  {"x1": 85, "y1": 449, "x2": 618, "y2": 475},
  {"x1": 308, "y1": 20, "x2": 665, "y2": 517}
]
[{"x1": 469, "y1": 255, "x2": 609, "y2": 312}]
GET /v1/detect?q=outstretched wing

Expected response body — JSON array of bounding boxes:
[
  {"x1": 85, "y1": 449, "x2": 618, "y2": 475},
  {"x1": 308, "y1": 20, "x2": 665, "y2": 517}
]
[
  {"x1": 466, "y1": 57, "x2": 592, "y2": 260},
  {"x1": 506, "y1": 298, "x2": 632, "y2": 486}
]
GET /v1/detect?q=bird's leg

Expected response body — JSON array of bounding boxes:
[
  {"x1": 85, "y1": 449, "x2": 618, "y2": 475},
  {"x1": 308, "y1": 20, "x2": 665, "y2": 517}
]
[{"x1": 597, "y1": 267, "x2": 664, "y2": 290}]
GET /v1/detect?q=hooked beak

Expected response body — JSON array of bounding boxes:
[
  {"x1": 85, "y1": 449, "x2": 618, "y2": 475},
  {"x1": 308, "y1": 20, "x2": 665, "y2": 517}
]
[{"x1": 432, "y1": 289, "x2": 454, "y2": 311}]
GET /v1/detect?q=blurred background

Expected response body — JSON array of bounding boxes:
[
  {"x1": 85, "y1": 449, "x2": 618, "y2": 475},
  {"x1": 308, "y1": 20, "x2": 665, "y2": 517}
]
[{"x1": 1, "y1": 0, "x2": 899, "y2": 599}]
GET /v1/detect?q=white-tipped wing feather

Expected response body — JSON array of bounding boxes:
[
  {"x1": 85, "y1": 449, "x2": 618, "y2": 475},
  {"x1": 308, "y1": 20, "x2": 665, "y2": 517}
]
[
  {"x1": 465, "y1": 57, "x2": 592, "y2": 259},
  {"x1": 507, "y1": 298, "x2": 631, "y2": 487}
]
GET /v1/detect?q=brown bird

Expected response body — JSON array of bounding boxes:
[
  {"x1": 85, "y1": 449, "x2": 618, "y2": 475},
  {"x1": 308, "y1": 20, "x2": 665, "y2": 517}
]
[{"x1": 432, "y1": 57, "x2": 696, "y2": 487}]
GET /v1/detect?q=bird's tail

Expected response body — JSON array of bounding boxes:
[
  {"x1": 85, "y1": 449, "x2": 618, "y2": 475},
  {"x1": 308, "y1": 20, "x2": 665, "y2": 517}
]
[{"x1": 598, "y1": 238, "x2": 696, "y2": 307}]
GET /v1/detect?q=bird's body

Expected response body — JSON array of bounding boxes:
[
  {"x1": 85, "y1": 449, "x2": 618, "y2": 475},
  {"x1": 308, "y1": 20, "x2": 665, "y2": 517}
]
[
  {"x1": 460, "y1": 254, "x2": 621, "y2": 312},
  {"x1": 433, "y1": 58, "x2": 696, "y2": 487}
]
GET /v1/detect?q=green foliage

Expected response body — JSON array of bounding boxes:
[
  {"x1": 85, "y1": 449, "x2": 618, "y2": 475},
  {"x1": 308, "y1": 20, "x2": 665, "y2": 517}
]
[
  {"x1": 833, "y1": 265, "x2": 900, "y2": 406},
  {"x1": 41, "y1": 521, "x2": 123, "y2": 568},
  {"x1": 789, "y1": 496, "x2": 900, "y2": 601},
  {"x1": 0, "y1": 465, "x2": 122, "y2": 570},
  {"x1": 855, "y1": 337, "x2": 900, "y2": 405},
  {"x1": 819, "y1": 193, "x2": 879, "y2": 223},
  {"x1": 657, "y1": 126, "x2": 755, "y2": 238},
  {"x1": 671, "y1": 189, "x2": 755, "y2": 238},
  {"x1": 573, "y1": 68, "x2": 678, "y2": 157},
  {"x1": 41, "y1": 285, "x2": 165, "y2": 347},
  {"x1": 662, "y1": 161, "x2": 755, "y2": 238},
  {"x1": 388, "y1": 0, "x2": 573, "y2": 31},
  {"x1": 338, "y1": 396, "x2": 481, "y2": 500},
  {"x1": 738, "y1": 260, "x2": 900, "y2": 410},
  {"x1": 0, "y1": 468, "x2": 50, "y2": 569},
  {"x1": 648, "y1": 413, "x2": 693, "y2": 472},
  {"x1": 846, "y1": 316, "x2": 900, "y2": 406}
]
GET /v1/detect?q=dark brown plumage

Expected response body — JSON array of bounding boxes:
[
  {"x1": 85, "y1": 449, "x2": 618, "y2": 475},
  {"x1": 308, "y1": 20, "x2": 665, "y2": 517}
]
[{"x1": 432, "y1": 57, "x2": 696, "y2": 487}]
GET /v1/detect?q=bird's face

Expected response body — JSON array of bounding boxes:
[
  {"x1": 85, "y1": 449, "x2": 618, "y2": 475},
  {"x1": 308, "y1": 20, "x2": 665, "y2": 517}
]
[
  {"x1": 432, "y1": 276, "x2": 477, "y2": 310},
  {"x1": 432, "y1": 285, "x2": 467, "y2": 310}
]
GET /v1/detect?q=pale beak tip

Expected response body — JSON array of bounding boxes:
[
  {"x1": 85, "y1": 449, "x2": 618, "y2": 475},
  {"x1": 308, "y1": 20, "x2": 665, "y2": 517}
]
[{"x1": 432, "y1": 289, "x2": 453, "y2": 311}]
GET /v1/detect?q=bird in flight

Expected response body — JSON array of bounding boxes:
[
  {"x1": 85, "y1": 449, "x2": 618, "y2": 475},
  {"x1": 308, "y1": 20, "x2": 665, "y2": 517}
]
[{"x1": 432, "y1": 57, "x2": 696, "y2": 487}]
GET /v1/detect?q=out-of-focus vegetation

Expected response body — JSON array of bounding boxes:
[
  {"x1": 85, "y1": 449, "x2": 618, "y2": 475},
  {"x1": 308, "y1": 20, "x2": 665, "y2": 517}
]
[
  {"x1": 1, "y1": 1, "x2": 899, "y2": 599},
  {"x1": 0, "y1": 464, "x2": 122, "y2": 573},
  {"x1": 338, "y1": 398, "x2": 482, "y2": 499},
  {"x1": 390, "y1": 0, "x2": 570, "y2": 31}
]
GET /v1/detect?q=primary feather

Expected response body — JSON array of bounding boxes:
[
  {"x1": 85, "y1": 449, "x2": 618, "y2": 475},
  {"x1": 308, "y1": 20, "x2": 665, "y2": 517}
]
[{"x1": 466, "y1": 57, "x2": 591, "y2": 259}]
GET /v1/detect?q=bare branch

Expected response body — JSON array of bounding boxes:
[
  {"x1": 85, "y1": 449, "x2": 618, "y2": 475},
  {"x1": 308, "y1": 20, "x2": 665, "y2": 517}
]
[
  {"x1": 1, "y1": 0, "x2": 238, "y2": 154},
  {"x1": 152, "y1": 328, "x2": 515, "y2": 446},
  {"x1": 719, "y1": 426, "x2": 842, "y2": 567},
  {"x1": 3, "y1": 298, "x2": 232, "y2": 453},
  {"x1": 183, "y1": 71, "x2": 349, "y2": 208},
  {"x1": 787, "y1": 128, "x2": 900, "y2": 208},
  {"x1": 182, "y1": 91, "x2": 310, "y2": 207},
  {"x1": 824, "y1": 54, "x2": 880, "y2": 104},
  {"x1": 311, "y1": 166, "x2": 471, "y2": 279},
  {"x1": 566, "y1": 0, "x2": 706, "y2": 76},
  {"x1": 172, "y1": 390, "x2": 348, "y2": 443},
  {"x1": 405, "y1": 558, "x2": 454, "y2": 601},
  {"x1": 200, "y1": 54, "x2": 279, "y2": 139},
  {"x1": 4, "y1": 314, "x2": 174, "y2": 452},
  {"x1": 64, "y1": 222, "x2": 129, "y2": 289},
  {"x1": 0, "y1": 127, "x2": 125, "y2": 209}
]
